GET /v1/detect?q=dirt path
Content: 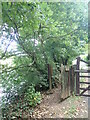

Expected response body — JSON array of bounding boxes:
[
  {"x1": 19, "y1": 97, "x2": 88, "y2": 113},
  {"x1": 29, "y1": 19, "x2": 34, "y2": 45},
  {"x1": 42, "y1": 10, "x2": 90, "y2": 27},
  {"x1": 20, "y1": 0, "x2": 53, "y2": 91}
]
[{"x1": 32, "y1": 86, "x2": 88, "y2": 118}]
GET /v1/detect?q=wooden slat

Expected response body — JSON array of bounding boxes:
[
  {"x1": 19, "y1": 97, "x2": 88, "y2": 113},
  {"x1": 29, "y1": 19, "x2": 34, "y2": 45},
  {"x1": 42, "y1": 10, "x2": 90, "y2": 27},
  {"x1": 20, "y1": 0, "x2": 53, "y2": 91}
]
[
  {"x1": 75, "y1": 70, "x2": 90, "y2": 73},
  {"x1": 80, "y1": 94, "x2": 90, "y2": 97},
  {"x1": 79, "y1": 75, "x2": 90, "y2": 78},
  {"x1": 80, "y1": 88, "x2": 90, "y2": 90},
  {"x1": 76, "y1": 57, "x2": 80, "y2": 95},
  {"x1": 80, "y1": 59, "x2": 88, "y2": 64},
  {"x1": 80, "y1": 82, "x2": 90, "y2": 84},
  {"x1": 75, "y1": 94, "x2": 80, "y2": 96},
  {"x1": 70, "y1": 66, "x2": 75, "y2": 95},
  {"x1": 80, "y1": 58, "x2": 90, "y2": 65},
  {"x1": 80, "y1": 85, "x2": 90, "y2": 95},
  {"x1": 60, "y1": 65, "x2": 70, "y2": 100}
]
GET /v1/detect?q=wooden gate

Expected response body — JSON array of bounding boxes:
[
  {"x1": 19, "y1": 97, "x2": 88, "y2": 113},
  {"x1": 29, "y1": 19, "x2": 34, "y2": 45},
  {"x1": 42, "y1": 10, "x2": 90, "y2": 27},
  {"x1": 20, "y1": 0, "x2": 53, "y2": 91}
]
[
  {"x1": 60, "y1": 64, "x2": 76, "y2": 100},
  {"x1": 60, "y1": 56, "x2": 90, "y2": 100},
  {"x1": 75, "y1": 57, "x2": 90, "y2": 97}
]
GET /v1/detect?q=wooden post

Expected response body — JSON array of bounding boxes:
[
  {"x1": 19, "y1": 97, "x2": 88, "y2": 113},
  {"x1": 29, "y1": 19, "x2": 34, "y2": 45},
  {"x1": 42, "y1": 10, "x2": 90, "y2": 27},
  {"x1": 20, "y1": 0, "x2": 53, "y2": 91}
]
[
  {"x1": 60, "y1": 64, "x2": 70, "y2": 100},
  {"x1": 60, "y1": 64, "x2": 64, "y2": 100},
  {"x1": 70, "y1": 66, "x2": 75, "y2": 95},
  {"x1": 76, "y1": 57, "x2": 80, "y2": 95},
  {"x1": 73, "y1": 64, "x2": 77, "y2": 94},
  {"x1": 48, "y1": 64, "x2": 52, "y2": 90},
  {"x1": 70, "y1": 66, "x2": 72, "y2": 95}
]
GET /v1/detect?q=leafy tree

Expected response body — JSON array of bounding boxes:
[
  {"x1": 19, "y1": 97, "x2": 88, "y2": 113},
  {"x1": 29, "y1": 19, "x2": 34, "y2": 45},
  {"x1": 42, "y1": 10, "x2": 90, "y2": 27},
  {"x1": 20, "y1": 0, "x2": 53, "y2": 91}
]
[{"x1": 0, "y1": 2, "x2": 88, "y2": 118}]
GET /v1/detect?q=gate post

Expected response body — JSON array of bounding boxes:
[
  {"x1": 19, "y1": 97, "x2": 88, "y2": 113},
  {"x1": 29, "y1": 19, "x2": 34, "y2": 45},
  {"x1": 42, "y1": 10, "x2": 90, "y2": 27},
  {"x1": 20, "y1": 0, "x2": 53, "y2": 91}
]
[
  {"x1": 70, "y1": 66, "x2": 75, "y2": 95},
  {"x1": 76, "y1": 57, "x2": 80, "y2": 95}
]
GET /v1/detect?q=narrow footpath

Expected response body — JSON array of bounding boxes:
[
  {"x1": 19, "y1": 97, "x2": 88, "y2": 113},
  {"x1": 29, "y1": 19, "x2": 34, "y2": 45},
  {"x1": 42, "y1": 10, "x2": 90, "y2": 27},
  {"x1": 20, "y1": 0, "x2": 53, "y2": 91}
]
[{"x1": 31, "y1": 86, "x2": 88, "y2": 118}]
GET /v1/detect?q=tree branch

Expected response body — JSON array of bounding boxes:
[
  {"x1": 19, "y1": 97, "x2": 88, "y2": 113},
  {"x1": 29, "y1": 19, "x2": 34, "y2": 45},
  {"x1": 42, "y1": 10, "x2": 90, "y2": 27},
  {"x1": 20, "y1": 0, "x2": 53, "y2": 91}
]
[
  {"x1": 0, "y1": 39, "x2": 13, "y2": 59},
  {"x1": 46, "y1": 27, "x2": 81, "y2": 40},
  {"x1": 0, "y1": 61, "x2": 35, "y2": 74}
]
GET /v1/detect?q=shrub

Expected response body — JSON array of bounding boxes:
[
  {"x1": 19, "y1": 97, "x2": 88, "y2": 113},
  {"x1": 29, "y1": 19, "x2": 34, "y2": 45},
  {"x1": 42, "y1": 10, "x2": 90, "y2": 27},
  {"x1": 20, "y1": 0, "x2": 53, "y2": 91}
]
[{"x1": 25, "y1": 84, "x2": 41, "y2": 107}]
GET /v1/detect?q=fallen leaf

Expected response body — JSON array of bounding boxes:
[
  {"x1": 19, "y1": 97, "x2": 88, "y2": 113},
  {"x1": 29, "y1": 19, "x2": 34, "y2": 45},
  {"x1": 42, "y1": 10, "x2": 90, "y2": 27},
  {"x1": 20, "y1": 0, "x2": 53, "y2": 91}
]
[{"x1": 64, "y1": 111, "x2": 68, "y2": 114}]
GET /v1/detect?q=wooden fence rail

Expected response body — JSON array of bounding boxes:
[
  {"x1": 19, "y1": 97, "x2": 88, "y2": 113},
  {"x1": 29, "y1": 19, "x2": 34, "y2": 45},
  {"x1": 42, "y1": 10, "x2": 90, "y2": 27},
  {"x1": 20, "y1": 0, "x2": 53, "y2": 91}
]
[{"x1": 75, "y1": 56, "x2": 90, "y2": 97}]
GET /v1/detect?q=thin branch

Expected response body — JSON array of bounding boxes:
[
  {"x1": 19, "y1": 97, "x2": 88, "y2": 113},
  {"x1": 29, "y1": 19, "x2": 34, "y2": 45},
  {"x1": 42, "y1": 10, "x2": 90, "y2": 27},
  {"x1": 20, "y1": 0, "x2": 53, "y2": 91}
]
[
  {"x1": 46, "y1": 27, "x2": 81, "y2": 40},
  {"x1": 5, "y1": 11, "x2": 34, "y2": 58},
  {"x1": 0, "y1": 61, "x2": 35, "y2": 74},
  {"x1": 0, "y1": 39, "x2": 13, "y2": 59},
  {"x1": 3, "y1": 52, "x2": 27, "y2": 59}
]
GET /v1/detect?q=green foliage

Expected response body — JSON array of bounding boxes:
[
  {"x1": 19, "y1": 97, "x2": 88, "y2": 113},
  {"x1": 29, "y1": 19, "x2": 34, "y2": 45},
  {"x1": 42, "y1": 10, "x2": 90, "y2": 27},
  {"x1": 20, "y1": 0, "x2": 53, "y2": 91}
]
[
  {"x1": 1, "y1": 85, "x2": 41, "y2": 119},
  {"x1": 1, "y1": 2, "x2": 88, "y2": 88},
  {"x1": 25, "y1": 85, "x2": 41, "y2": 107},
  {"x1": 68, "y1": 105, "x2": 77, "y2": 117},
  {"x1": 0, "y1": 2, "x2": 88, "y2": 118}
]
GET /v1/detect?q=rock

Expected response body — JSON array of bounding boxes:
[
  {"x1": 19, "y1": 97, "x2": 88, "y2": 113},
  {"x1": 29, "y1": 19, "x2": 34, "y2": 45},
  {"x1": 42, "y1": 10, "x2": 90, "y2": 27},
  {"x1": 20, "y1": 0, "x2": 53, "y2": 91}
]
[
  {"x1": 49, "y1": 113, "x2": 52, "y2": 116},
  {"x1": 83, "y1": 100, "x2": 86, "y2": 103},
  {"x1": 75, "y1": 112, "x2": 78, "y2": 116}
]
